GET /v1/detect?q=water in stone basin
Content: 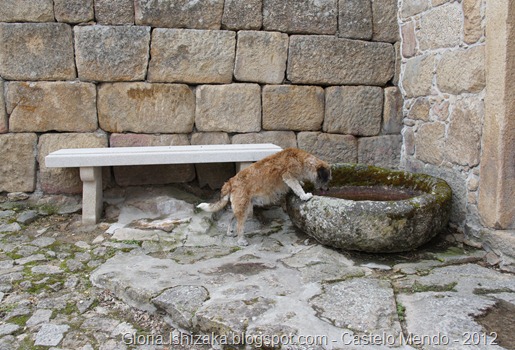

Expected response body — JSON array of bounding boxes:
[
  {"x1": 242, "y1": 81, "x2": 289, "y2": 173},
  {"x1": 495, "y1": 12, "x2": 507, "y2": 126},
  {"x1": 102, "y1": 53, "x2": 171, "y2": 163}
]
[{"x1": 315, "y1": 185, "x2": 423, "y2": 201}]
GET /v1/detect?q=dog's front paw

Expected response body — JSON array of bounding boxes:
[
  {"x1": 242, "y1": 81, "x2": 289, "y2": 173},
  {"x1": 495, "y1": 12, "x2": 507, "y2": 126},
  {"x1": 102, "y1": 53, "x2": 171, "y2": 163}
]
[{"x1": 300, "y1": 192, "x2": 313, "y2": 201}]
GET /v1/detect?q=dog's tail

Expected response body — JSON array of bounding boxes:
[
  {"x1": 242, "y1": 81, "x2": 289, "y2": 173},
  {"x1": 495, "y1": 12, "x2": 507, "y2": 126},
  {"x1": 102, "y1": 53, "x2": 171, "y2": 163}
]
[{"x1": 197, "y1": 182, "x2": 231, "y2": 213}]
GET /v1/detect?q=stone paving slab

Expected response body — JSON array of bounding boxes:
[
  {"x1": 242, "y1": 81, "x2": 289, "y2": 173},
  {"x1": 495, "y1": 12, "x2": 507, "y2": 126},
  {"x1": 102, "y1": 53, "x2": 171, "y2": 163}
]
[{"x1": 0, "y1": 186, "x2": 514, "y2": 349}]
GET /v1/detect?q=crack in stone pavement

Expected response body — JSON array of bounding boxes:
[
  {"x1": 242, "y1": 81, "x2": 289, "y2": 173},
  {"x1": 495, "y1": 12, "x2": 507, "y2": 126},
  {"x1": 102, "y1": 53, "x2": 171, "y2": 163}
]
[{"x1": 0, "y1": 186, "x2": 514, "y2": 349}]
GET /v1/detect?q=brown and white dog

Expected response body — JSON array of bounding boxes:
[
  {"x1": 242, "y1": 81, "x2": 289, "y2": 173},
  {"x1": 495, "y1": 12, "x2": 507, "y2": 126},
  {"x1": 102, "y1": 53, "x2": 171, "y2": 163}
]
[{"x1": 197, "y1": 148, "x2": 331, "y2": 245}]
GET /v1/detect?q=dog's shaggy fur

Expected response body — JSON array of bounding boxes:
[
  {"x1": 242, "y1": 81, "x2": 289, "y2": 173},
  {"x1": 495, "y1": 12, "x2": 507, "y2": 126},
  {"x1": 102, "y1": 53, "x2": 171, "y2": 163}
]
[{"x1": 197, "y1": 148, "x2": 331, "y2": 245}]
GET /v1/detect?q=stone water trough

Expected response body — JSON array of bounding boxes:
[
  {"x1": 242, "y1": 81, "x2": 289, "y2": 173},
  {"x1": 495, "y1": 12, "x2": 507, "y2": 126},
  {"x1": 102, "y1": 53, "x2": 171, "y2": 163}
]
[{"x1": 285, "y1": 163, "x2": 452, "y2": 253}]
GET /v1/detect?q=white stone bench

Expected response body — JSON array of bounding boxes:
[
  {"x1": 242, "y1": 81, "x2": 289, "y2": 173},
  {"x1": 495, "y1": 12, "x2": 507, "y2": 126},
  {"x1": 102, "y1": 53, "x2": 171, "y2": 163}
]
[{"x1": 45, "y1": 143, "x2": 282, "y2": 224}]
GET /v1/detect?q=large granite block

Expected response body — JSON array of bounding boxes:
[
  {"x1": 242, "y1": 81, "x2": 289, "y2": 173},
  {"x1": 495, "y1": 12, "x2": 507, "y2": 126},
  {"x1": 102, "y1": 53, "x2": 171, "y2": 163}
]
[
  {"x1": 263, "y1": 0, "x2": 337, "y2": 34},
  {"x1": 222, "y1": 0, "x2": 262, "y2": 30},
  {"x1": 55, "y1": 0, "x2": 94, "y2": 23},
  {"x1": 148, "y1": 29, "x2": 235, "y2": 84},
  {"x1": 75, "y1": 25, "x2": 150, "y2": 82},
  {"x1": 297, "y1": 132, "x2": 358, "y2": 163},
  {"x1": 234, "y1": 31, "x2": 288, "y2": 84},
  {"x1": 0, "y1": 23, "x2": 75, "y2": 80},
  {"x1": 263, "y1": 85, "x2": 324, "y2": 131},
  {"x1": 195, "y1": 84, "x2": 261, "y2": 133},
  {"x1": 94, "y1": 0, "x2": 135, "y2": 25},
  {"x1": 0, "y1": 0, "x2": 53, "y2": 22},
  {"x1": 323, "y1": 86, "x2": 383, "y2": 136},
  {"x1": 98, "y1": 83, "x2": 195, "y2": 133},
  {"x1": 287, "y1": 35, "x2": 394, "y2": 85},
  {"x1": 0, "y1": 133, "x2": 37, "y2": 193},
  {"x1": 135, "y1": 0, "x2": 223, "y2": 29},
  {"x1": 6, "y1": 82, "x2": 97, "y2": 132}
]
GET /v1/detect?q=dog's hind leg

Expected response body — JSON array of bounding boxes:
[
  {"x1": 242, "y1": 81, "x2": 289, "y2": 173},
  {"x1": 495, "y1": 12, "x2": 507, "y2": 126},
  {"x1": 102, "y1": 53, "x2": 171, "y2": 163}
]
[
  {"x1": 232, "y1": 198, "x2": 252, "y2": 246},
  {"x1": 226, "y1": 213, "x2": 237, "y2": 237}
]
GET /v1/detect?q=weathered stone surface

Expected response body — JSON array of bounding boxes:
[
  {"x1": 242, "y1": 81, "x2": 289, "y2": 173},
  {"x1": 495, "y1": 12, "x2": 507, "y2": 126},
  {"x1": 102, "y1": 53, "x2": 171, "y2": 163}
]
[
  {"x1": 463, "y1": 0, "x2": 483, "y2": 44},
  {"x1": 288, "y1": 35, "x2": 394, "y2": 85},
  {"x1": 403, "y1": 127, "x2": 416, "y2": 155},
  {"x1": 400, "y1": 0, "x2": 430, "y2": 18},
  {"x1": 38, "y1": 133, "x2": 108, "y2": 194},
  {"x1": 393, "y1": 41, "x2": 401, "y2": 86},
  {"x1": 55, "y1": 0, "x2": 94, "y2": 23},
  {"x1": 414, "y1": 122, "x2": 445, "y2": 165},
  {"x1": 396, "y1": 264, "x2": 515, "y2": 347},
  {"x1": 407, "y1": 163, "x2": 468, "y2": 226},
  {"x1": 310, "y1": 278, "x2": 400, "y2": 333},
  {"x1": 371, "y1": 0, "x2": 399, "y2": 42},
  {"x1": 232, "y1": 131, "x2": 297, "y2": 150},
  {"x1": 75, "y1": 25, "x2": 150, "y2": 82},
  {"x1": 402, "y1": 54, "x2": 435, "y2": 98},
  {"x1": 234, "y1": 31, "x2": 288, "y2": 84},
  {"x1": 445, "y1": 98, "x2": 483, "y2": 167},
  {"x1": 152, "y1": 286, "x2": 209, "y2": 329},
  {"x1": 408, "y1": 97, "x2": 430, "y2": 121},
  {"x1": 196, "y1": 84, "x2": 261, "y2": 133},
  {"x1": 417, "y1": 3, "x2": 462, "y2": 50},
  {"x1": 436, "y1": 46, "x2": 485, "y2": 94},
  {"x1": 135, "y1": 0, "x2": 224, "y2": 29},
  {"x1": 262, "y1": 85, "x2": 323, "y2": 131},
  {"x1": 286, "y1": 163, "x2": 452, "y2": 252},
  {"x1": 6, "y1": 82, "x2": 97, "y2": 132},
  {"x1": 0, "y1": 113, "x2": 5, "y2": 132},
  {"x1": 149, "y1": 29, "x2": 235, "y2": 84},
  {"x1": 323, "y1": 86, "x2": 383, "y2": 136},
  {"x1": 222, "y1": 0, "x2": 262, "y2": 30},
  {"x1": 34, "y1": 324, "x2": 69, "y2": 347},
  {"x1": 94, "y1": 0, "x2": 135, "y2": 25},
  {"x1": 478, "y1": 0, "x2": 515, "y2": 230},
  {"x1": 0, "y1": 23, "x2": 75, "y2": 80},
  {"x1": 191, "y1": 132, "x2": 234, "y2": 190},
  {"x1": 401, "y1": 20, "x2": 417, "y2": 58},
  {"x1": 26, "y1": 309, "x2": 52, "y2": 328},
  {"x1": 195, "y1": 298, "x2": 275, "y2": 335},
  {"x1": 338, "y1": 0, "x2": 372, "y2": 39},
  {"x1": 432, "y1": 99, "x2": 450, "y2": 121},
  {"x1": 98, "y1": 83, "x2": 194, "y2": 133},
  {"x1": 358, "y1": 135, "x2": 402, "y2": 169},
  {"x1": 110, "y1": 134, "x2": 195, "y2": 186},
  {"x1": 297, "y1": 132, "x2": 357, "y2": 163},
  {"x1": 263, "y1": 0, "x2": 337, "y2": 34},
  {"x1": 0, "y1": 80, "x2": 6, "y2": 134},
  {"x1": 483, "y1": 229, "x2": 515, "y2": 268},
  {"x1": 383, "y1": 87, "x2": 404, "y2": 134},
  {"x1": 0, "y1": 133, "x2": 37, "y2": 193},
  {"x1": 0, "y1": 0, "x2": 53, "y2": 22}
]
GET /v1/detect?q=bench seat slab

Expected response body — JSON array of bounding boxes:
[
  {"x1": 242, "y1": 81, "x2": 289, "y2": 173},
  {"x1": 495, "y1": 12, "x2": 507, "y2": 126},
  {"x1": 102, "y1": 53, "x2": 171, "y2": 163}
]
[{"x1": 45, "y1": 144, "x2": 282, "y2": 224}]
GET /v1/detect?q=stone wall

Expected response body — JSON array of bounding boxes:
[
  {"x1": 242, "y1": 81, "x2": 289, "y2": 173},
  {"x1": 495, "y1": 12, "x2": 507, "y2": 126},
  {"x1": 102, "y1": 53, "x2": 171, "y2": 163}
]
[
  {"x1": 0, "y1": 0, "x2": 400, "y2": 193},
  {"x1": 398, "y1": 0, "x2": 487, "y2": 234}
]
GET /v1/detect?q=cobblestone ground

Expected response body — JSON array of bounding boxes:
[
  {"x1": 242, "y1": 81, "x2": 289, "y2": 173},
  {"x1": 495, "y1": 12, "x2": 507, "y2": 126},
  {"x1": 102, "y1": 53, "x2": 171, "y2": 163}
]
[
  {"x1": 1, "y1": 189, "x2": 514, "y2": 350},
  {"x1": 0, "y1": 193, "x2": 214, "y2": 350}
]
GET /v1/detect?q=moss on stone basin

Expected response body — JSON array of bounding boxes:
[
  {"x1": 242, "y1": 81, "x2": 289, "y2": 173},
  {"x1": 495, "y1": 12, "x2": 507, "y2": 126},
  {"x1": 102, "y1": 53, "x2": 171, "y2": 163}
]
[{"x1": 285, "y1": 163, "x2": 452, "y2": 253}]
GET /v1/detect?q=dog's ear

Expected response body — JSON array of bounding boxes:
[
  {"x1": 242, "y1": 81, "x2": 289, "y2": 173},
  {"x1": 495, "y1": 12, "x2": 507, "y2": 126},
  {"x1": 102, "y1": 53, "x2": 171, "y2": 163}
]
[{"x1": 317, "y1": 166, "x2": 331, "y2": 183}]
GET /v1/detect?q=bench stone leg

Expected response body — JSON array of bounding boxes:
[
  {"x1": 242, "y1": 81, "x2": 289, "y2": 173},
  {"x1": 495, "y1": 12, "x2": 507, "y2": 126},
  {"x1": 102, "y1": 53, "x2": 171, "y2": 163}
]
[
  {"x1": 80, "y1": 167, "x2": 103, "y2": 225},
  {"x1": 236, "y1": 162, "x2": 253, "y2": 172}
]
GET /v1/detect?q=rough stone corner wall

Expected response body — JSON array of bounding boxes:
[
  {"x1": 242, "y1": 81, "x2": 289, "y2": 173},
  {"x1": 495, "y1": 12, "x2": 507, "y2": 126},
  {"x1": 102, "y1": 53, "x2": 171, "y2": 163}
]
[
  {"x1": 0, "y1": 0, "x2": 400, "y2": 194},
  {"x1": 398, "y1": 0, "x2": 487, "y2": 235}
]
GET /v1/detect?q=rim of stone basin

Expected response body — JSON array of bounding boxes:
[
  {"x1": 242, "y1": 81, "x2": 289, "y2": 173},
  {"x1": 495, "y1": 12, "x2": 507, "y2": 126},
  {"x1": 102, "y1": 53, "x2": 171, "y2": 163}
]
[{"x1": 285, "y1": 163, "x2": 453, "y2": 253}]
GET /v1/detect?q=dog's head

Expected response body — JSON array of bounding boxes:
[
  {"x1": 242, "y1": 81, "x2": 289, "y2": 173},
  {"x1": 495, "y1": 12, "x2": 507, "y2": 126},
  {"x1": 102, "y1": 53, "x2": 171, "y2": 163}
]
[{"x1": 315, "y1": 164, "x2": 331, "y2": 192}]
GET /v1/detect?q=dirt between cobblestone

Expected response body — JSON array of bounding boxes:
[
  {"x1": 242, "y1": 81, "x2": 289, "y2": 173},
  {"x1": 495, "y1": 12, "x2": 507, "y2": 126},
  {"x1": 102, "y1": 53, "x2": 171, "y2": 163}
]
[{"x1": 1, "y1": 186, "x2": 514, "y2": 350}]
